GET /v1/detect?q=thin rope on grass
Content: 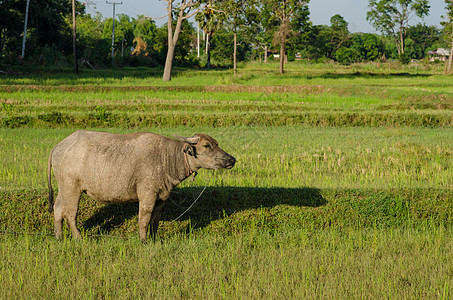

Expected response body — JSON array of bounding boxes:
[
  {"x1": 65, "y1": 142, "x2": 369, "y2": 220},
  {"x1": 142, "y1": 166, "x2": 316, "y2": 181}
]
[{"x1": 161, "y1": 171, "x2": 215, "y2": 229}]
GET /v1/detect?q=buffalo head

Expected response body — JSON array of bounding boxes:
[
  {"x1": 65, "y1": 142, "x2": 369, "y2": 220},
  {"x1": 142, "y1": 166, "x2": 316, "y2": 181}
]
[{"x1": 176, "y1": 134, "x2": 236, "y2": 171}]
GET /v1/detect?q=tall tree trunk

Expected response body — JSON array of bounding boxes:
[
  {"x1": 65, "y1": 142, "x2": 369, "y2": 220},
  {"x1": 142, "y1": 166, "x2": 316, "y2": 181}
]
[
  {"x1": 163, "y1": 45, "x2": 175, "y2": 81},
  {"x1": 162, "y1": 1, "x2": 184, "y2": 82},
  {"x1": 163, "y1": 2, "x2": 174, "y2": 82},
  {"x1": 233, "y1": 32, "x2": 237, "y2": 75},
  {"x1": 264, "y1": 45, "x2": 268, "y2": 63},
  {"x1": 279, "y1": 41, "x2": 285, "y2": 74}
]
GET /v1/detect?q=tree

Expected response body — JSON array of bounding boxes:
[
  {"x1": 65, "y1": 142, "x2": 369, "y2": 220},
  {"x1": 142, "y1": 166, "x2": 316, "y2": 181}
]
[
  {"x1": 442, "y1": 0, "x2": 453, "y2": 73},
  {"x1": 131, "y1": 16, "x2": 158, "y2": 62},
  {"x1": 263, "y1": 0, "x2": 309, "y2": 74},
  {"x1": 328, "y1": 14, "x2": 351, "y2": 54},
  {"x1": 116, "y1": 14, "x2": 135, "y2": 56},
  {"x1": 335, "y1": 47, "x2": 359, "y2": 65},
  {"x1": 297, "y1": 24, "x2": 328, "y2": 61},
  {"x1": 351, "y1": 33, "x2": 385, "y2": 61},
  {"x1": 162, "y1": 0, "x2": 204, "y2": 81},
  {"x1": 312, "y1": 15, "x2": 351, "y2": 60},
  {"x1": 367, "y1": 0, "x2": 430, "y2": 60},
  {"x1": 133, "y1": 15, "x2": 158, "y2": 49}
]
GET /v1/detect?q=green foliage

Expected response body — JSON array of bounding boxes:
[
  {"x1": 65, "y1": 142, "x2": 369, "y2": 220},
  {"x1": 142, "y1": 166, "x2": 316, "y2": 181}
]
[
  {"x1": 297, "y1": 14, "x2": 352, "y2": 62},
  {"x1": 405, "y1": 24, "x2": 441, "y2": 59},
  {"x1": 0, "y1": 103, "x2": 31, "y2": 128},
  {"x1": 335, "y1": 47, "x2": 359, "y2": 65},
  {"x1": 399, "y1": 52, "x2": 411, "y2": 64},
  {"x1": 210, "y1": 30, "x2": 249, "y2": 64},
  {"x1": 351, "y1": 33, "x2": 384, "y2": 61},
  {"x1": 0, "y1": 0, "x2": 445, "y2": 68},
  {"x1": 0, "y1": 0, "x2": 24, "y2": 58},
  {"x1": 153, "y1": 19, "x2": 195, "y2": 67},
  {"x1": 76, "y1": 13, "x2": 110, "y2": 63},
  {"x1": 132, "y1": 15, "x2": 158, "y2": 59}
]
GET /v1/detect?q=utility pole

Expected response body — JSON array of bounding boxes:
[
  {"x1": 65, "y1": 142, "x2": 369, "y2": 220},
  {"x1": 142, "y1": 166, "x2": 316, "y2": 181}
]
[
  {"x1": 21, "y1": 0, "x2": 30, "y2": 59},
  {"x1": 106, "y1": 0, "x2": 122, "y2": 66},
  {"x1": 72, "y1": 0, "x2": 78, "y2": 74}
]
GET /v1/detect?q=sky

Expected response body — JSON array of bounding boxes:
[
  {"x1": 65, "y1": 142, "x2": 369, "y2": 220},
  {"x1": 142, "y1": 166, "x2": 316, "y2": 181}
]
[{"x1": 86, "y1": 0, "x2": 445, "y2": 34}]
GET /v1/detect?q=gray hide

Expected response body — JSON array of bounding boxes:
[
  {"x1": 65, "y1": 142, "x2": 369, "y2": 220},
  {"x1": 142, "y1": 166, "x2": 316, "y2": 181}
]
[{"x1": 47, "y1": 130, "x2": 236, "y2": 241}]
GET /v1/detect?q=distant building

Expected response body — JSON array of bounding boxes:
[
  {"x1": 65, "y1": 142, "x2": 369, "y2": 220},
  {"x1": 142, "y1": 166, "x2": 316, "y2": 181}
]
[{"x1": 427, "y1": 48, "x2": 450, "y2": 62}]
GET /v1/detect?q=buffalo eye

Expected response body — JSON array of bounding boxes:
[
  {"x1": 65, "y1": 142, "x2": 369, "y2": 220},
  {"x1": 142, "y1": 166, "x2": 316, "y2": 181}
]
[{"x1": 203, "y1": 144, "x2": 211, "y2": 149}]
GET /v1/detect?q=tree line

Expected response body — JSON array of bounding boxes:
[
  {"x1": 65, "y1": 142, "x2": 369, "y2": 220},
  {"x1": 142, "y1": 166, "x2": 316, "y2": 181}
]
[{"x1": 1, "y1": 0, "x2": 452, "y2": 77}]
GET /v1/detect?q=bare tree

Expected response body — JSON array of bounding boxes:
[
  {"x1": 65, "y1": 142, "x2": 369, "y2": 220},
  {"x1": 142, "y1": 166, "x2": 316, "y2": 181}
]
[
  {"x1": 162, "y1": 0, "x2": 204, "y2": 81},
  {"x1": 266, "y1": 0, "x2": 308, "y2": 74}
]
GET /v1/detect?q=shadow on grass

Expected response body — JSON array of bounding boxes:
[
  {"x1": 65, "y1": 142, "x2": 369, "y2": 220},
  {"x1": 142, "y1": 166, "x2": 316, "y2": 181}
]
[
  {"x1": 82, "y1": 186, "x2": 326, "y2": 234},
  {"x1": 0, "y1": 65, "x2": 229, "y2": 82}
]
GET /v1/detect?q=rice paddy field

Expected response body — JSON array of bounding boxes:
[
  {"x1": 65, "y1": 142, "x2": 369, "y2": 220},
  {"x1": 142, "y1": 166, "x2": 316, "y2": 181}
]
[{"x1": 1, "y1": 62, "x2": 453, "y2": 298}]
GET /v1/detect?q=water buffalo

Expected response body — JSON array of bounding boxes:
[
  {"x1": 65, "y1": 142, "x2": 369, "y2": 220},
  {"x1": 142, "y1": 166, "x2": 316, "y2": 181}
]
[{"x1": 47, "y1": 130, "x2": 236, "y2": 241}]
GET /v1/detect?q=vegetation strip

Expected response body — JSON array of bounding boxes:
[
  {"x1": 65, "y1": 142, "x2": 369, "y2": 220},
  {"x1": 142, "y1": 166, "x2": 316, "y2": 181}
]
[
  {"x1": 2, "y1": 111, "x2": 453, "y2": 128},
  {"x1": 2, "y1": 226, "x2": 452, "y2": 299},
  {"x1": 1, "y1": 188, "x2": 452, "y2": 238}
]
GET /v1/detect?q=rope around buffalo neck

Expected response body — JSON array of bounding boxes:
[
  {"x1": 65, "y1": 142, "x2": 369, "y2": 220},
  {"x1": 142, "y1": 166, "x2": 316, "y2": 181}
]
[{"x1": 164, "y1": 171, "x2": 215, "y2": 227}]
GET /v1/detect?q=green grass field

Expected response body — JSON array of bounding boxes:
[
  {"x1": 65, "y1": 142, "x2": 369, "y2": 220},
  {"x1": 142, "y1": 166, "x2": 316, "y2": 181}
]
[{"x1": 1, "y1": 62, "x2": 452, "y2": 298}]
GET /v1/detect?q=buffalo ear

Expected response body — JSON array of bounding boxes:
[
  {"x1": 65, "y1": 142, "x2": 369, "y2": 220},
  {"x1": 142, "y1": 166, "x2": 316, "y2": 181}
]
[
  {"x1": 174, "y1": 135, "x2": 200, "y2": 144},
  {"x1": 184, "y1": 144, "x2": 195, "y2": 156}
]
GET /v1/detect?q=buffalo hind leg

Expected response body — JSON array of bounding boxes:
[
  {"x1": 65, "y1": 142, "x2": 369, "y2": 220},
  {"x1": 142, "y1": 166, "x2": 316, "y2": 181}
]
[
  {"x1": 53, "y1": 192, "x2": 64, "y2": 239},
  {"x1": 150, "y1": 200, "x2": 165, "y2": 241},
  {"x1": 53, "y1": 187, "x2": 82, "y2": 240}
]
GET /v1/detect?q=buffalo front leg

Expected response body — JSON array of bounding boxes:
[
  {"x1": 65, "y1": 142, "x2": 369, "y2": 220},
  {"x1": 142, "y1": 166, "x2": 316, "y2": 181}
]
[
  {"x1": 138, "y1": 195, "x2": 158, "y2": 242},
  {"x1": 150, "y1": 200, "x2": 165, "y2": 241}
]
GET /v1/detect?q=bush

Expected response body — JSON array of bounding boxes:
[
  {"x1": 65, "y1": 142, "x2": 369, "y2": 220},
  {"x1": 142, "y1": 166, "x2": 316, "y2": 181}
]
[
  {"x1": 399, "y1": 53, "x2": 411, "y2": 65},
  {"x1": 335, "y1": 47, "x2": 359, "y2": 65}
]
